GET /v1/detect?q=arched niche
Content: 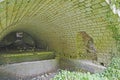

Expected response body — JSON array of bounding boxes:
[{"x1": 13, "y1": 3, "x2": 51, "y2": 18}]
[
  {"x1": 0, "y1": 31, "x2": 47, "y2": 53},
  {"x1": 76, "y1": 31, "x2": 97, "y2": 60}
]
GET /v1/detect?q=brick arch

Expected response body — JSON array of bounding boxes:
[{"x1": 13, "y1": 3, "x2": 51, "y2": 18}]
[{"x1": 0, "y1": 0, "x2": 119, "y2": 61}]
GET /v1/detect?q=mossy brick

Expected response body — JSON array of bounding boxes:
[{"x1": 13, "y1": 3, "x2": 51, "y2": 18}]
[
  {"x1": 85, "y1": 7, "x2": 92, "y2": 11},
  {"x1": 0, "y1": 0, "x2": 119, "y2": 63},
  {"x1": 100, "y1": 2, "x2": 108, "y2": 6},
  {"x1": 91, "y1": 0, "x2": 102, "y2": 5},
  {"x1": 85, "y1": 3, "x2": 92, "y2": 7},
  {"x1": 91, "y1": 4, "x2": 102, "y2": 9},
  {"x1": 79, "y1": 0, "x2": 85, "y2": 3}
]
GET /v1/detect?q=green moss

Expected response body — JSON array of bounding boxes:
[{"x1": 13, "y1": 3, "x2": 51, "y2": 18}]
[{"x1": 0, "y1": 51, "x2": 55, "y2": 65}]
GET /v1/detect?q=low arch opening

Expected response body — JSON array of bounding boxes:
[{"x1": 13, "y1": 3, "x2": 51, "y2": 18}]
[{"x1": 0, "y1": 31, "x2": 49, "y2": 53}]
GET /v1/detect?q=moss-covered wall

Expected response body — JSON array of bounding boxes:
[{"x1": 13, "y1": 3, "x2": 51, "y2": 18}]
[{"x1": 0, "y1": 0, "x2": 119, "y2": 61}]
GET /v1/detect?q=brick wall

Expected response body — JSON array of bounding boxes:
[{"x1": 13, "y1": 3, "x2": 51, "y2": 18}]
[{"x1": 0, "y1": 0, "x2": 119, "y2": 63}]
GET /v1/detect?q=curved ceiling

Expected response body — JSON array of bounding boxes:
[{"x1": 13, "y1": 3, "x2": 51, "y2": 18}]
[{"x1": 0, "y1": 0, "x2": 119, "y2": 58}]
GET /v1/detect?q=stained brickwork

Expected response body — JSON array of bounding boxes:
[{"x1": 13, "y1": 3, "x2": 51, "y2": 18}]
[{"x1": 0, "y1": 0, "x2": 119, "y2": 63}]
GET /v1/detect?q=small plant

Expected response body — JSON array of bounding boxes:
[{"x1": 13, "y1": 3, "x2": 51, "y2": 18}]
[
  {"x1": 52, "y1": 70, "x2": 109, "y2": 80},
  {"x1": 109, "y1": 57, "x2": 120, "y2": 69}
]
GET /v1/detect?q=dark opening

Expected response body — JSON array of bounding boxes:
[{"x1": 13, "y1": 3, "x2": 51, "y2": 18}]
[
  {"x1": 0, "y1": 31, "x2": 47, "y2": 53},
  {"x1": 100, "y1": 62, "x2": 104, "y2": 66}
]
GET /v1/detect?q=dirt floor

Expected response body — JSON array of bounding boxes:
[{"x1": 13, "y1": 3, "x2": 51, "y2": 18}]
[{"x1": 0, "y1": 71, "x2": 58, "y2": 80}]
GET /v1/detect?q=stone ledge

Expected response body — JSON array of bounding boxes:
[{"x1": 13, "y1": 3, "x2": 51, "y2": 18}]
[
  {"x1": 0, "y1": 59, "x2": 59, "y2": 78},
  {"x1": 60, "y1": 58, "x2": 106, "y2": 73}
]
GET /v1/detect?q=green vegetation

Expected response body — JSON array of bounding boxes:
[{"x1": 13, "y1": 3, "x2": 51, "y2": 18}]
[
  {"x1": 52, "y1": 57, "x2": 120, "y2": 80},
  {"x1": 101, "y1": 57, "x2": 120, "y2": 80},
  {"x1": 105, "y1": 6, "x2": 120, "y2": 55},
  {"x1": 52, "y1": 70, "x2": 108, "y2": 80},
  {"x1": 0, "y1": 51, "x2": 55, "y2": 65},
  {"x1": 105, "y1": 0, "x2": 120, "y2": 55},
  {"x1": 110, "y1": 0, "x2": 120, "y2": 9}
]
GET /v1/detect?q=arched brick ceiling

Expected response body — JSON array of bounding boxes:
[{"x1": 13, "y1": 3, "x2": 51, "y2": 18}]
[{"x1": 0, "y1": 0, "x2": 119, "y2": 58}]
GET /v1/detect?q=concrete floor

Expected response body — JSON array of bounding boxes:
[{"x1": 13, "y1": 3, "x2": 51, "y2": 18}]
[
  {"x1": 0, "y1": 71, "x2": 58, "y2": 80},
  {"x1": 0, "y1": 59, "x2": 59, "y2": 80},
  {"x1": 0, "y1": 59, "x2": 107, "y2": 80}
]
